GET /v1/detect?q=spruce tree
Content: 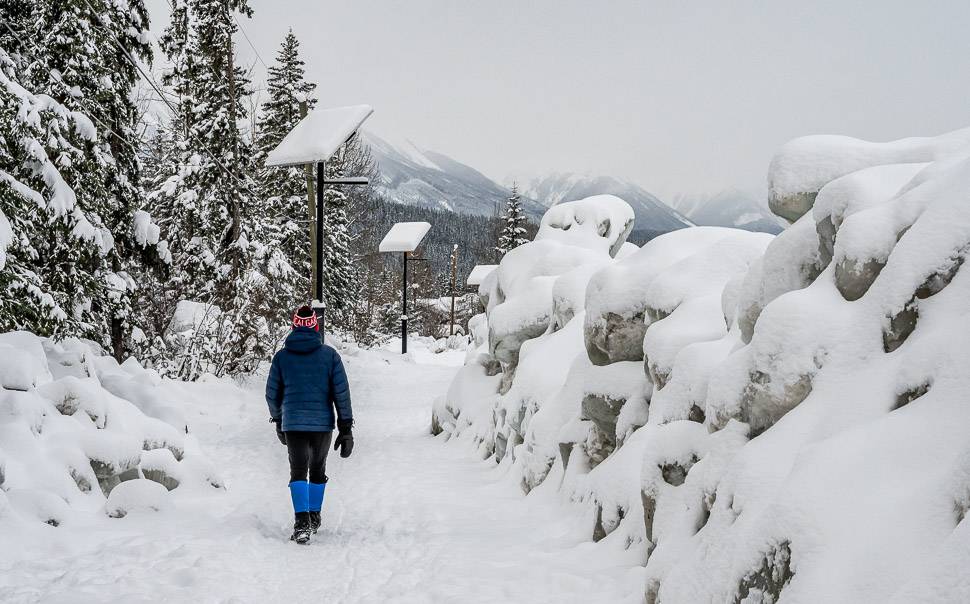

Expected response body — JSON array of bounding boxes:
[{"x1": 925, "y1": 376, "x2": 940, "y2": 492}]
[
  {"x1": 0, "y1": 0, "x2": 163, "y2": 353},
  {"x1": 152, "y1": 0, "x2": 255, "y2": 305},
  {"x1": 255, "y1": 30, "x2": 316, "y2": 310},
  {"x1": 321, "y1": 147, "x2": 355, "y2": 315},
  {"x1": 148, "y1": 0, "x2": 278, "y2": 378},
  {"x1": 30, "y1": 0, "x2": 162, "y2": 360},
  {"x1": 496, "y1": 183, "x2": 528, "y2": 256},
  {"x1": 0, "y1": 42, "x2": 101, "y2": 334}
]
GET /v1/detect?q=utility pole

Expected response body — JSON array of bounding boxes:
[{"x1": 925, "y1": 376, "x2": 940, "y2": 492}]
[
  {"x1": 450, "y1": 244, "x2": 458, "y2": 336},
  {"x1": 299, "y1": 99, "x2": 316, "y2": 300}
]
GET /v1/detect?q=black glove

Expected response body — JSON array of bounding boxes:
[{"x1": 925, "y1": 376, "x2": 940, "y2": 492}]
[
  {"x1": 334, "y1": 419, "x2": 354, "y2": 458},
  {"x1": 270, "y1": 417, "x2": 286, "y2": 446}
]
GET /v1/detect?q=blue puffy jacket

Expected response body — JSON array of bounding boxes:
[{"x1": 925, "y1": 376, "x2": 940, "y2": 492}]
[{"x1": 265, "y1": 327, "x2": 353, "y2": 432}]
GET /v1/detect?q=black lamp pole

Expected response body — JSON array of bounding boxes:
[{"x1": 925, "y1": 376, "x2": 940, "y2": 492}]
[
  {"x1": 314, "y1": 159, "x2": 326, "y2": 335},
  {"x1": 401, "y1": 251, "x2": 408, "y2": 354},
  {"x1": 310, "y1": 140, "x2": 370, "y2": 340}
]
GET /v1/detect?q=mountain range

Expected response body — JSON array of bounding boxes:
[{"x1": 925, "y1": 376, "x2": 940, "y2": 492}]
[
  {"x1": 670, "y1": 189, "x2": 785, "y2": 234},
  {"x1": 362, "y1": 131, "x2": 782, "y2": 239},
  {"x1": 508, "y1": 172, "x2": 693, "y2": 241},
  {"x1": 360, "y1": 131, "x2": 548, "y2": 219}
]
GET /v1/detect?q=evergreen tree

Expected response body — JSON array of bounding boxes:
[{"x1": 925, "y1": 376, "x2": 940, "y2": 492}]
[
  {"x1": 321, "y1": 148, "x2": 355, "y2": 316},
  {"x1": 254, "y1": 30, "x2": 316, "y2": 309},
  {"x1": 148, "y1": 0, "x2": 278, "y2": 378},
  {"x1": 0, "y1": 0, "x2": 163, "y2": 354},
  {"x1": 496, "y1": 183, "x2": 528, "y2": 256},
  {"x1": 32, "y1": 0, "x2": 162, "y2": 361},
  {"x1": 0, "y1": 42, "x2": 101, "y2": 335},
  {"x1": 151, "y1": 0, "x2": 254, "y2": 305}
]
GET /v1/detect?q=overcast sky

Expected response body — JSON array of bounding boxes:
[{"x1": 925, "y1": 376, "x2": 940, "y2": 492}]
[{"x1": 145, "y1": 0, "x2": 970, "y2": 198}]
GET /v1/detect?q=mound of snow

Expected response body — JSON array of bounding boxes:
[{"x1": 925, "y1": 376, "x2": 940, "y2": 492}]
[
  {"x1": 0, "y1": 332, "x2": 220, "y2": 529},
  {"x1": 767, "y1": 127, "x2": 970, "y2": 222},
  {"x1": 437, "y1": 126, "x2": 970, "y2": 602},
  {"x1": 0, "y1": 331, "x2": 52, "y2": 390},
  {"x1": 537, "y1": 194, "x2": 635, "y2": 257},
  {"x1": 584, "y1": 227, "x2": 769, "y2": 365},
  {"x1": 104, "y1": 478, "x2": 172, "y2": 518}
]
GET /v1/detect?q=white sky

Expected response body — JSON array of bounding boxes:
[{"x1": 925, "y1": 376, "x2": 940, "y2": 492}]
[{"x1": 145, "y1": 0, "x2": 970, "y2": 198}]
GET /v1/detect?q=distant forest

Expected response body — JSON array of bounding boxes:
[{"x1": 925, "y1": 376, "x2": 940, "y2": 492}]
[
  {"x1": 349, "y1": 196, "x2": 678, "y2": 300},
  {"x1": 352, "y1": 195, "x2": 538, "y2": 297}
]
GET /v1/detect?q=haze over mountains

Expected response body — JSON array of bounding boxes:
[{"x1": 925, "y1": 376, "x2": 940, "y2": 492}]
[
  {"x1": 670, "y1": 189, "x2": 786, "y2": 234},
  {"x1": 509, "y1": 172, "x2": 693, "y2": 240},
  {"x1": 363, "y1": 131, "x2": 782, "y2": 238}
]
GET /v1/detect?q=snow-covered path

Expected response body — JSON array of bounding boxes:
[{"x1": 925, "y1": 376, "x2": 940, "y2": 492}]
[{"x1": 1, "y1": 344, "x2": 643, "y2": 604}]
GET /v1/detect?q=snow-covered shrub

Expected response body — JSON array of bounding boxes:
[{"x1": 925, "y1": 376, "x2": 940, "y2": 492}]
[
  {"x1": 0, "y1": 332, "x2": 220, "y2": 528},
  {"x1": 437, "y1": 129, "x2": 970, "y2": 602}
]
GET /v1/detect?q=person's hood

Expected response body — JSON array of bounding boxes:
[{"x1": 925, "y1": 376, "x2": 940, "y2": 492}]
[{"x1": 284, "y1": 327, "x2": 323, "y2": 354}]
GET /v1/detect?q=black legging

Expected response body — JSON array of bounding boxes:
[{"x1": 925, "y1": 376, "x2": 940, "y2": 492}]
[{"x1": 286, "y1": 431, "x2": 333, "y2": 483}]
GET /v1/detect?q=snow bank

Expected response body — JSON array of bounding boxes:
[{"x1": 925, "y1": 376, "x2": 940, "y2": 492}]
[
  {"x1": 537, "y1": 194, "x2": 635, "y2": 258},
  {"x1": 0, "y1": 332, "x2": 222, "y2": 529},
  {"x1": 105, "y1": 479, "x2": 172, "y2": 518},
  {"x1": 767, "y1": 127, "x2": 970, "y2": 222},
  {"x1": 584, "y1": 227, "x2": 769, "y2": 365},
  {"x1": 436, "y1": 128, "x2": 970, "y2": 602}
]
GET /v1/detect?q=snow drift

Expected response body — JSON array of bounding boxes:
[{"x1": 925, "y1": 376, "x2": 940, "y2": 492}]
[
  {"x1": 0, "y1": 332, "x2": 223, "y2": 527},
  {"x1": 434, "y1": 130, "x2": 970, "y2": 602}
]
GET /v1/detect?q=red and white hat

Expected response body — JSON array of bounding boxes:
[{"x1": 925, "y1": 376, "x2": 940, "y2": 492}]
[{"x1": 292, "y1": 306, "x2": 319, "y2": 331}]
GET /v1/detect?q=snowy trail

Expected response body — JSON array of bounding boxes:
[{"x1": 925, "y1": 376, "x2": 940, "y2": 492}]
[{"x1": 0, "y1": 344, "x2": 643, "y2": 604}]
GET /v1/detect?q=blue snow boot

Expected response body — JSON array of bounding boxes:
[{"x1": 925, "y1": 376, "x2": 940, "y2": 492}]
[
  {"x1": 308, "y1": 482, "x2": 326, "y2": 533},
  {"x1": 289, "y1": 481, "x2": 312, "y2": 544}
]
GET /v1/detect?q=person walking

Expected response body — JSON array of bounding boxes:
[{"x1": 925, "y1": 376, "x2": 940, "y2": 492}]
[{"x1": 265, "y1": 305, "x2": 354, "y2": 544}]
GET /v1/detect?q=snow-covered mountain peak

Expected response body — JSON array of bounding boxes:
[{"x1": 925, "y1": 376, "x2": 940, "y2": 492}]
[
  {"x1": 360, "y1": 130, "x2": 549, "y2": 218},
  {"x1": 504, "y1": 171, "x2": 693, "y2": 239}
]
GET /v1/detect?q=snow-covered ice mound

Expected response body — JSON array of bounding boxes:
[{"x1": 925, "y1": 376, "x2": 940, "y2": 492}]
[
  {"x1": 435, "y1": 131, "x2": 970, "y2": 602},
  {"x1": 0, "y1": 332, "x2": 222, "y2": 527}
]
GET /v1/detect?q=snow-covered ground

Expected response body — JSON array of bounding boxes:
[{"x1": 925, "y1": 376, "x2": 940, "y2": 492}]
[{"x1": 0, "y1": 335, "x2": 643, "y2": 603}]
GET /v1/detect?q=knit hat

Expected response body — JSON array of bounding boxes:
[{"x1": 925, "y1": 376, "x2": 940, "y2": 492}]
[{"x1": 292, "y1": 305, "x2": 319, "y2": 331}]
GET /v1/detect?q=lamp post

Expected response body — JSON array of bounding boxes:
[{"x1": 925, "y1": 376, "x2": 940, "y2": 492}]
[
  {"x1": 264, "y1": 104, "x2": 374, "y2": 338},
  {"x1": 449, "y1": 244, "x2": 458, "y2": 336},
  {"x1": 379, "y1": 221, "x2": 432, "y2": 354}
]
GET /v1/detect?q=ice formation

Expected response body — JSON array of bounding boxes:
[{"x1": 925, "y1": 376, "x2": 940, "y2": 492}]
[{"x1": 435, "y1": 129, "x2": 970, "y2": 602}]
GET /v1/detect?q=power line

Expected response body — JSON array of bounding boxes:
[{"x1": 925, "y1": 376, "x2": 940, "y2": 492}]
[
  {"x1": 232, "y1": 16, "x2": 315, "y2": 109},
  {"x1": 234, "y1": 15, "x2": 269, "y2": 71},
  {"x1": 77, "y1": 0, "x2": 258, "y2": 194}
]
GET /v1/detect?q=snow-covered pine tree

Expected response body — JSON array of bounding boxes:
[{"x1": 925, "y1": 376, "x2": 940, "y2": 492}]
[
  {"x1": 28, "y1": 0, "x2": 164, "y2": 361},
  {"x1": 324, "y1": 133, "x2": 381, "y2": 323},
  {"x1": 254, "y1": 30, "x2": 316, "y2": 310},
  {"x1": 321, "y1": 153, "x2": 355, "y2": 316},
  {"x1": 496, "y1": 183, "x2": 528, "y2": 256},
  {"x1": 151, "y1": 0, "x2": 254, "y2": 306},
  {"x1": 148, "y1": 0, "x2": 278, "y2": 378},
  {"x1": 0, "y1": 1, "x2": 164, "y2": 351},
  {"x1": 0, "y1": 41, "x2": 102, "y2": 335}
]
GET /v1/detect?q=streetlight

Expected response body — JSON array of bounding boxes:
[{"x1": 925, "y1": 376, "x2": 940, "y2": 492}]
[
  {"x1": 379, "y1": 221, "x2": 431, "y2": 353},
  {"x1": 264, "y1": 104, "x2": 373, "y2": 336}
]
